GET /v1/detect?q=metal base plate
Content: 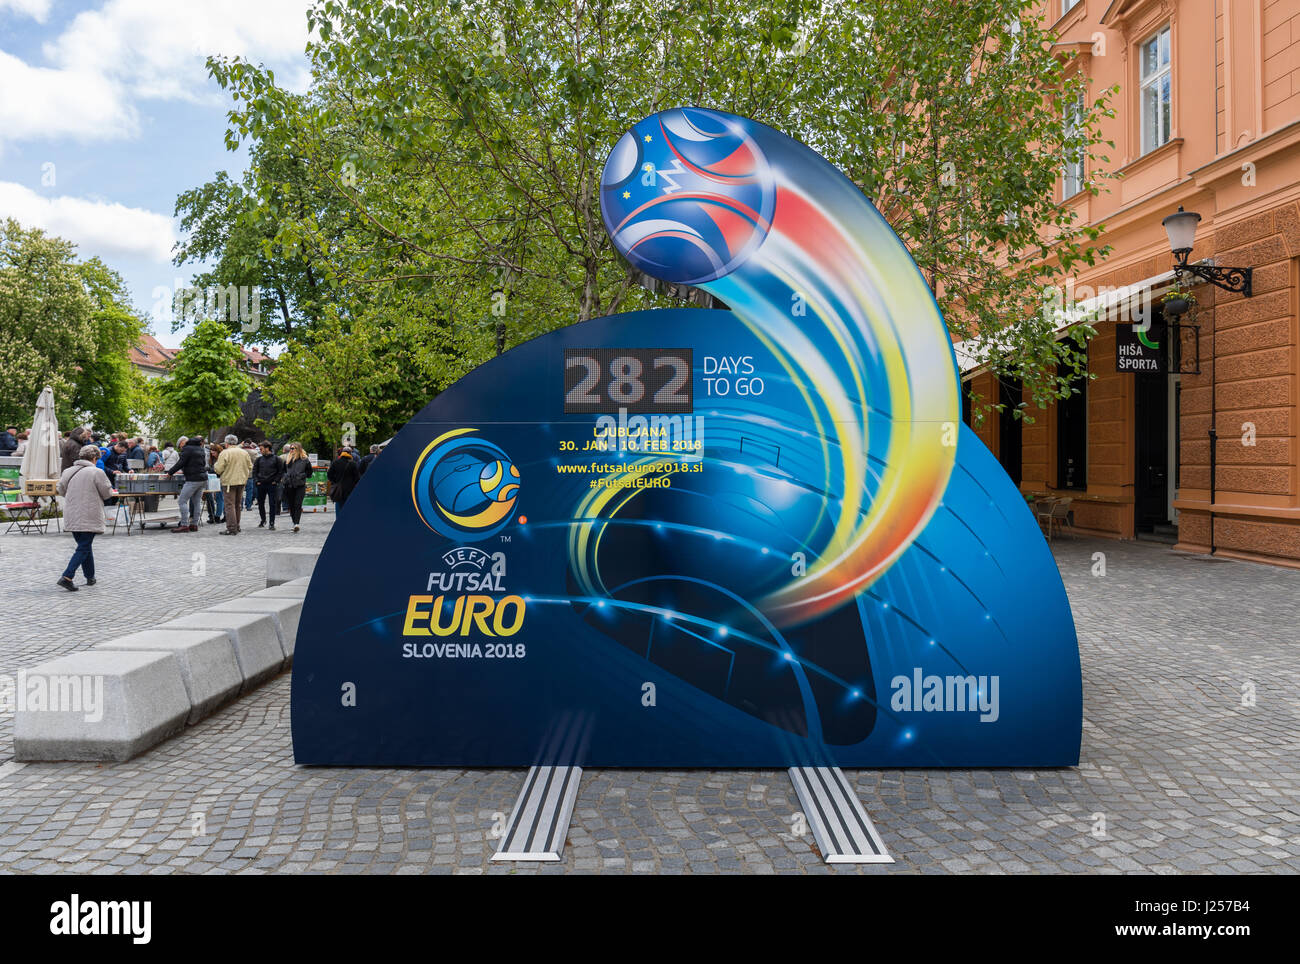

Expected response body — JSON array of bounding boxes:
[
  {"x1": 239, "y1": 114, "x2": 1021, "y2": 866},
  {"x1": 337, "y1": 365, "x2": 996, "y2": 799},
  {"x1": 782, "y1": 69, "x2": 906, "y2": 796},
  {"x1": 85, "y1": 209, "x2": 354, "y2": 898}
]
[
  {"x1": 492, "y1": 765, "x2": 582, "y2": 862},
  {"x1": 788, "y1": 765, "x2": 893, "y2": 864}
]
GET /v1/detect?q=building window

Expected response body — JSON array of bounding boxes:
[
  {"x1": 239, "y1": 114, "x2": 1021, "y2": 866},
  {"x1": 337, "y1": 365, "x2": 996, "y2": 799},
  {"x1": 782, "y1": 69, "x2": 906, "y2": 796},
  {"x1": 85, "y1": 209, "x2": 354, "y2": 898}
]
[
  {"x1": 1062, "y1": 0, "x2": 1081, "y2": 15},
  {"x1": 1056, "y1": 365, "x2": 1087, "y2": 490},
  {"x1": 998, "y1": 378, "x2": 1023, "y2": 487},
  {"x1": 1139, "y1": 26, "x2": 1172, "y2": 154},
  {"x1": 1062, "y1": 92, "x2": 1086, "y2": 198}
]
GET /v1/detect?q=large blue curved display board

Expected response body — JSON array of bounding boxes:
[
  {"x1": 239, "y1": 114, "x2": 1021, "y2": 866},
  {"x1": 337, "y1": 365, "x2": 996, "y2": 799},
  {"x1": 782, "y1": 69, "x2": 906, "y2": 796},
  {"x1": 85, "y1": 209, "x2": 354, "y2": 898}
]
[{"x1": 291, "y1": 108, "x2": 1082, "y2": 767}]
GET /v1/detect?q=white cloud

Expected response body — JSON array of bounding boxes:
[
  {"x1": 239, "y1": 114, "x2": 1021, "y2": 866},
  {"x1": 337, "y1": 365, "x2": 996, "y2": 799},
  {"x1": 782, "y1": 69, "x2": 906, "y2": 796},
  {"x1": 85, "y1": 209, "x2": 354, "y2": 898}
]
[
  {"x1": 0, "y1": 0, "x2": 311, "y2": 146},
  {"x1": 0, "y1": 50, "x2": 137, "y2": 142},
  {"x1": 0, "y1": 0, "x2": 52, "y2": 22},
  {"x1": 45, "y1": 0, "x2": 313, "y2": 103},
  {"x1": 0, "y1": 181, "x2": 176, "y2": 262}
]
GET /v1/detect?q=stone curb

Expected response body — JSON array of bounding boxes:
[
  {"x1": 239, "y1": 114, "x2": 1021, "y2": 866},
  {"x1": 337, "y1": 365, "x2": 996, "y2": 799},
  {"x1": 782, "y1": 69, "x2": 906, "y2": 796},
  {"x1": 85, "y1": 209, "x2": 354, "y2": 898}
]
[
  {"x1": 14, "y1": 567, "x2": 314, "y2": 763},
  {"x1": 160, "y1": 610, "x2": 285, "y2": 688},
  {"x1": 94, "y1": 629, "x2": 242, "y2": 725},
  {"x1": 207, "y1": 597, "x2": 303, "y2": 662},
  {"x1": 13, "y1": 650, "x2": 190, "y2": 762},
  {"x1": 267, "y1": 548, "x2": 320, "y2": 586}
]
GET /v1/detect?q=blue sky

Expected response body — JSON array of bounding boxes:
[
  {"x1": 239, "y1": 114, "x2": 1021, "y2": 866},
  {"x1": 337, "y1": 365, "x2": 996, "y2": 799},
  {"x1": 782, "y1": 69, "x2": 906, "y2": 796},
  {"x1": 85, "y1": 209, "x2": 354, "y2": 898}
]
[{"x1": 0, "y1": 0, "x2": 313, "y2": 347}]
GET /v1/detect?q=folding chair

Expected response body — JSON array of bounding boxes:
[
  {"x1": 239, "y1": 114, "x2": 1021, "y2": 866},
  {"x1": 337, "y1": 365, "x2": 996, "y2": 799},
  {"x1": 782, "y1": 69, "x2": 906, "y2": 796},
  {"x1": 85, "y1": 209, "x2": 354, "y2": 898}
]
[{"x1": 3, "y1": 501, "x2": 45, "y2": 534}]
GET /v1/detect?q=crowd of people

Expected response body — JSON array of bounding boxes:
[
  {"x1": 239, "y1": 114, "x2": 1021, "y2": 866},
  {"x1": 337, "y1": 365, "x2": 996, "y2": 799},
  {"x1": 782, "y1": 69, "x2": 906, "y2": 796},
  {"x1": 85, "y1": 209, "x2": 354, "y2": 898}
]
[{"x1": 50, "y1": 427, "x2": 381, "y2": 592}]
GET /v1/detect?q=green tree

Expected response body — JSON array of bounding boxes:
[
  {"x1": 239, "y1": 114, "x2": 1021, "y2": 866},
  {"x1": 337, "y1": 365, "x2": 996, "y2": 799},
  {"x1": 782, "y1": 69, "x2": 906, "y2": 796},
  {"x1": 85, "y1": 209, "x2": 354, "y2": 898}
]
[
  {"x1": 155, "y1": 318, "x2": 252, "y2": 438},
  {"x1": 74, "y1": 259, "x2": 149, "y2": 431},
  {"x1": 806, "y1": 0, "x2": 1117, "y2": 414},
  {"x1": 260, "y1": 294, "x2": 470, "y2": 451},
  {"x1": 191, "y1": 0, "x2": 1115, "y2": 429},
  {"x1": 172, "y1": 142, "x2": 332, "y2": 345},
  {"x1": 0, "y1": 219, "x2": 95, "y2": 427},
  {"x1": 0, "y1": 219, "x2": 147, "y2": 430}
]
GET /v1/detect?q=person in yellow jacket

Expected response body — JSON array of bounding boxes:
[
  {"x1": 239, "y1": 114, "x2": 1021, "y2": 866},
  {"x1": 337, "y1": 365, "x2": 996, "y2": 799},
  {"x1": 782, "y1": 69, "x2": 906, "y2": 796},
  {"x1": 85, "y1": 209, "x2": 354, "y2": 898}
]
[{"x1": 214, "y1": 434, "x2": 254, "y2": 535}]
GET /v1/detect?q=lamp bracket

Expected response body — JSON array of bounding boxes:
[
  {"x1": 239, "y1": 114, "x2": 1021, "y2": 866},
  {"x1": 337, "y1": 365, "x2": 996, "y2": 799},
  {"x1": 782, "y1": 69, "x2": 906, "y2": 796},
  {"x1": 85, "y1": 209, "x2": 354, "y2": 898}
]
[{"x1": 1173, "y1": 254, "x2": 1253, "y2": 297}]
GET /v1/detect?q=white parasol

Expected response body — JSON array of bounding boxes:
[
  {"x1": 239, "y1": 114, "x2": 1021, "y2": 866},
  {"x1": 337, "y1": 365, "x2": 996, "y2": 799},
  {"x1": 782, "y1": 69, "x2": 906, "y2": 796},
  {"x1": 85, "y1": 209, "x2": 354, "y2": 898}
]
[{"x1": 20, "y1": 385, "x2": 62, "y2": 483}]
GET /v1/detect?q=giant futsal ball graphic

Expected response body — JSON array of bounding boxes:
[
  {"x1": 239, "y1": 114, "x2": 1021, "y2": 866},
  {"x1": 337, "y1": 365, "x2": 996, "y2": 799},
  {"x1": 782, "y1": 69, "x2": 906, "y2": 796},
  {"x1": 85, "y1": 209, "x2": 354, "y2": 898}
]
[{"x1": 601, "y1": 108, "x2": 775, "y2": 285}]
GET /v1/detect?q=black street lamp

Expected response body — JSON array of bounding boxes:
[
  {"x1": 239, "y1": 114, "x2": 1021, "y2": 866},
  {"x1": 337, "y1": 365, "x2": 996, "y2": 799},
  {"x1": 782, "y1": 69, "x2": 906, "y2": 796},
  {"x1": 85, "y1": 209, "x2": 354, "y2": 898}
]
[
  {"x1": 1159, "y1": 206, "x2": 1255, "y2": 556},
  {"x1": 1161, "y1": 206, "x2": 1253, "y2": 299}
]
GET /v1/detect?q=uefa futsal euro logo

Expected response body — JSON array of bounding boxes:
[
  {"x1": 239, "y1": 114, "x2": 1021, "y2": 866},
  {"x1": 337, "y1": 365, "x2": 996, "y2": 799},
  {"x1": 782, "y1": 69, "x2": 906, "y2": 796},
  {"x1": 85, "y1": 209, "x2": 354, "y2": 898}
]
[{"x1": 411, "y1": 429, "x2": 520, "y2": 542}]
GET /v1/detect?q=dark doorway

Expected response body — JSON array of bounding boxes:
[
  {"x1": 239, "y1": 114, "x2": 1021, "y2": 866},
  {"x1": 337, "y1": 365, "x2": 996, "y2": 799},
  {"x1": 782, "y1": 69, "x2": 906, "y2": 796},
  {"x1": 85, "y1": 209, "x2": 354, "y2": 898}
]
[
  {"x1": 998, "y1": 378, "x2": 1022, "y2": 486},
  {"x1": 1056, "y1": 365, "x2": 1087, "y2": 490},
  {"x1": 962, "y1": 382, "x2": 972, "y2": 427},
  {"x1": 1134, "y1": 314, "x2": 1170, "y2": 531}
]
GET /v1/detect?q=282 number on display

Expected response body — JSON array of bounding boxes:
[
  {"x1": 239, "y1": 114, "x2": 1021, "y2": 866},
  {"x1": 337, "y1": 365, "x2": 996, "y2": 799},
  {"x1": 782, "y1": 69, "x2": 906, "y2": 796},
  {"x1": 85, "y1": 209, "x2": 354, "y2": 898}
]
[{"x1": 564, "y1": 348, "x2": 693, "y2": 414}]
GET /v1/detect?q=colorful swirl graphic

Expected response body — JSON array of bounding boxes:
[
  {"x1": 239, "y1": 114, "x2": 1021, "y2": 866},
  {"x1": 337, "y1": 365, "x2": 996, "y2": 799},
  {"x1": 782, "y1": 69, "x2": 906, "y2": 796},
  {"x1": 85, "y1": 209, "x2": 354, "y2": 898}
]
[{"x1": 597, "y1": 107, "x2": 959, "y2": 628}]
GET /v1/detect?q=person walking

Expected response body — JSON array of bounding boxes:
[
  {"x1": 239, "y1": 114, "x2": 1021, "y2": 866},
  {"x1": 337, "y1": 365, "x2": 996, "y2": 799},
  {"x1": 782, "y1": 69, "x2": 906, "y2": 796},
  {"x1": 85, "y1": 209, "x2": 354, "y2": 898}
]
[
  {"x1": 327, "y1": 445, "x2": 360, "y2": 515},
  {"x1": 252, "y1": 441, "x2": 285, "y2": 529},
  {"x1": 56, "y1": 444, "x2": 116, "y2": 591},
  {"x1": 214, "y1": 434, "x2": 253, "y2": 535},
  {"x1": 281, "y1": 442, "x2": 315, "y2": 533},
  {"x1": 166, "y1": 436, "x2": 208, "y2": 532},
  {"x1": 161, "y1": 439, "x2": 180, "y2": 470}
]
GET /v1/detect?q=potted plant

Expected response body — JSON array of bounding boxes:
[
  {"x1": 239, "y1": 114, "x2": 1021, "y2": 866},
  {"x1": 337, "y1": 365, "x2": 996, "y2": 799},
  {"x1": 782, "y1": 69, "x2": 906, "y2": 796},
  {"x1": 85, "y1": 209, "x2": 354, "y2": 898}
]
[{"x1": 1161, "y1": 284, "x2": 1196, "y2": 320}]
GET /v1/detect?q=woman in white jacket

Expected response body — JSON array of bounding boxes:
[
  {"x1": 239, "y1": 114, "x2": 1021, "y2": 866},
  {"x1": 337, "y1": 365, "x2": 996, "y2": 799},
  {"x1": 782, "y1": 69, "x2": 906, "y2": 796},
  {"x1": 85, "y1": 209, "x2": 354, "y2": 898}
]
[{"x1": 56, "y1": 444, "x2": 116, "y2": 591}]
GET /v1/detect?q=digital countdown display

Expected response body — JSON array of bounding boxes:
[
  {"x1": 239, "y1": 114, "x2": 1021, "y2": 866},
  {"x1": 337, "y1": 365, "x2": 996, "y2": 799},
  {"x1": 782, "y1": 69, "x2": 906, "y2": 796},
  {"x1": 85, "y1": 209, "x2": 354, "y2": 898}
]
[
  {"x1": 291, "y1": 108, "x2": 1083, "y2": 768},
  {"x1": 564, "y1": 348, "x2": 694, "y2": 414}
]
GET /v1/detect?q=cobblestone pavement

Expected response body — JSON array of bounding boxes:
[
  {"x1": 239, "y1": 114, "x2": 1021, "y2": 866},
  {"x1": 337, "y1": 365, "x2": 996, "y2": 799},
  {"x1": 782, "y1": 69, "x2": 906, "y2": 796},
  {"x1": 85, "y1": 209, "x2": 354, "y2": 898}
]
[{"x1": 1, "y1": 530, "x2": 1297, "y2": 874}]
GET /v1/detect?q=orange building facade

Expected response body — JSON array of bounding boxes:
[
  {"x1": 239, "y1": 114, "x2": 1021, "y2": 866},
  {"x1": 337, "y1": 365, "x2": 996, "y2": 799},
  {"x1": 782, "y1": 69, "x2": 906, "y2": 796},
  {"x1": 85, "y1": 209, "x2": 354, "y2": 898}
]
[{"x1": 964, "y1": 0, "x2": 1300, "y2": 567}]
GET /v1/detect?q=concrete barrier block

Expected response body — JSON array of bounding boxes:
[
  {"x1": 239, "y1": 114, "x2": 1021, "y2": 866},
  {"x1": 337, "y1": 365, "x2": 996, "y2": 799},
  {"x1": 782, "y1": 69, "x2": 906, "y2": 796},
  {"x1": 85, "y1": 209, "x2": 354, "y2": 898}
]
[
  {"x1": 248, "y1": 583, "x2": 308, "y2": 601},
  {"x1": 266, "y1": 548, "x2": 319, "y2": 586},
  {"x1": 13, "y1": 651, "x2": 190, "y2": 762},
  {"x1": 160, "y1": 610, "x2": 284, "y2": 689},
  {"x1": 208, "y1": 597, "x2": 302, "y2": 661},
  {"x1": 95, "y1": 629, "x2": 241, "y2": 724}
]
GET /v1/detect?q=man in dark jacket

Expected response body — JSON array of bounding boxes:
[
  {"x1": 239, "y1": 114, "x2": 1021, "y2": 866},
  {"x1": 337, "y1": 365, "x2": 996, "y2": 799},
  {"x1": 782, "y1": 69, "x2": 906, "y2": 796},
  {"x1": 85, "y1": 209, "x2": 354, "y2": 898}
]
[
  {"x1": 252, "y1": 442, "x2": 285, "y2": 529},
  {"x1": 60, "y1": 427, "x2": 87, "y2": 471},
  {"x1": 359, "y1": 444, "x2": 379, "y2": 476},
  {"x1": 327, "y1": 447, "x2": 360, "y2": 513},
  {"x1": 0, "y1": 427, "x2": 17, "y2": 454},
  {"x1": 102, "y1": 441, "x2": 128, "y2": 486},
  {"x1": 167, "y1": 436, "x2": 209, "y2": 531}
]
